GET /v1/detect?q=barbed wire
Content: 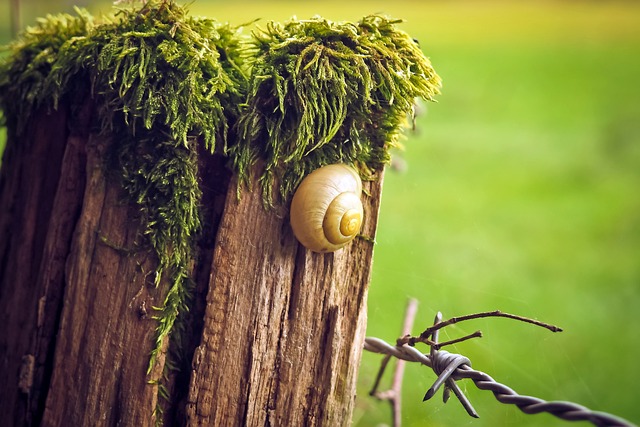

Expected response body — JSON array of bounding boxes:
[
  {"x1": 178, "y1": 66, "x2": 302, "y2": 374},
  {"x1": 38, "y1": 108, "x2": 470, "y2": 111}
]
[{"x1": 364, "y1": 305, "x2": 636, "y2": 427}]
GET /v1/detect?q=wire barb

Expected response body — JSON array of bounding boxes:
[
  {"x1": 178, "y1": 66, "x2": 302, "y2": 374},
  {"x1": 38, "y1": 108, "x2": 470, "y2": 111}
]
[{"x1": 364, "y1": 309, "x2": 637, "y2": 427}]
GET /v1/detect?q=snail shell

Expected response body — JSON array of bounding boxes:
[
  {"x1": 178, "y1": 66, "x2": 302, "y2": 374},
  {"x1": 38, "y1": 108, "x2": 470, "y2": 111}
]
[{"x1": 290, "y1": 164, "x2": 364, "y2": 253}]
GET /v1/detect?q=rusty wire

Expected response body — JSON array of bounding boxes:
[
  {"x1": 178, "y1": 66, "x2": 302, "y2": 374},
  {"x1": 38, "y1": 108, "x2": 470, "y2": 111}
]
[{"x1": 364, "y1": 310, "x2": 636, "y2": 427}]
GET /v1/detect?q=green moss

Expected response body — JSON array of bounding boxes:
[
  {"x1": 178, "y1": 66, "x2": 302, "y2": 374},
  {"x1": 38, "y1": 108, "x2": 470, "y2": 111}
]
[
  {"x1": 233, "y1": 15, "x2": 441, "y2": 205},
  {"x1": 0, "y1": 7, "x2": 94, "y2": 131}
]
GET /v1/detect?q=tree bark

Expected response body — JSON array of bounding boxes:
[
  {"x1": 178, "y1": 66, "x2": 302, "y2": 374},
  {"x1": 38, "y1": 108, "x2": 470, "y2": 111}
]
[{"x1": 0, "y1": 106, "x2": 383, "y2": 426}]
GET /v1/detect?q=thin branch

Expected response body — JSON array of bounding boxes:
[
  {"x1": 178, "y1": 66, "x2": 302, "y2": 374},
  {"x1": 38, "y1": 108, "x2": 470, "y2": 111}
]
[
  {"x1": 369, "y1": 298, "x2": 418, "y2": 427},
  {"x1": 368, "y1": 355, "x2": 392, "y2": 398},
  {"x1": 432, "y1": 330, "x2": 483, "y2": 350},
  {"x1": 10, "y1": 0, "x2": 21, "y2": 38},
  {"x1": 399, "y1": 310, "x2": 562, "y2": 346}
]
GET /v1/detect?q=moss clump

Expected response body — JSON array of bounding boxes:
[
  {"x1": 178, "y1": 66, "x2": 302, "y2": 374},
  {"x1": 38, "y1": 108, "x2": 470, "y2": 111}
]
[
  {"x1": 0, "y1": 8, "x2": 94, "y2": 132},
  {"x1": 233, "y1": 15, "x2": 441, "y2": 205}
]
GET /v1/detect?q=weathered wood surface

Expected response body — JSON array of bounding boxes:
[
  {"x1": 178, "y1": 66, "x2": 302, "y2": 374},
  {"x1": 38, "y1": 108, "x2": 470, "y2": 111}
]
[
  {"x1": 0, "y1": 106, "x2": 384, "y2": 426},
  {"x1": 0, "y1": 105, "x2": 71, "y2": 426},
  {"x1": 0, "y1": 104, "x2": 174, "y2": 426},
  {"x1": 41, "y1": 132, "x2": 167, "y2": 427},
  {"x1": 186, "y1": 166, "x2": 383, "y2": 426}
]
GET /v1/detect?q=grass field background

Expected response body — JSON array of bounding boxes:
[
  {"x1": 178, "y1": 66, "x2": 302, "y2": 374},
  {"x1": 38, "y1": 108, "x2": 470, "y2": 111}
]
[{"x1": 1, "y1": 1, "x2": 639, "y2": 426}]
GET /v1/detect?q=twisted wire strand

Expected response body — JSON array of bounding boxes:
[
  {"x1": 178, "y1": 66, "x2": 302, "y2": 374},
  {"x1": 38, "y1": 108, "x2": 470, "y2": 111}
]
[{"x1": 364, "y1": 337, "x2": 637, "y2": 427}]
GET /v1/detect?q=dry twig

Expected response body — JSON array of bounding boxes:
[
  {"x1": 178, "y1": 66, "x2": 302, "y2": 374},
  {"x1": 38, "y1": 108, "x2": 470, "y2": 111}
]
[{"x1": 368, "y1": 298, "x2": 418, "y2": 427}]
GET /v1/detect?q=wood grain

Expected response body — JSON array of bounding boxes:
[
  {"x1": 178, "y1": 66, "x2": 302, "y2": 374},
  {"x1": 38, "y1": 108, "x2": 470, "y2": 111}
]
[
  {"x1": 186, "y1": 166, "x2": 384, "y2": 426},
  {"x1": 42, "y1": 133, "x2": 166, "y2": 426},
  {"x1": 0, "y1": 106, "x2": 70, "y2": 426},
  {"x1": 0, "y1": 106, "x2": 384, "y2": 425}
]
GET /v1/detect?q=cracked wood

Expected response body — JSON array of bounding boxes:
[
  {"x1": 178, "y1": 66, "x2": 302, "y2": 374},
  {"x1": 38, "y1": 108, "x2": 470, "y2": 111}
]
[{"x1": 186, "y1": 166, "x2": 383, "y2": 426}]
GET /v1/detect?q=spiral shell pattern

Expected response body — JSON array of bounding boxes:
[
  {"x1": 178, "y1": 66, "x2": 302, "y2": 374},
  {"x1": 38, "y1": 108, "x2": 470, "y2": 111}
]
[{"x1": 290, "y1": 164, "x2": 364, "y2": 253}]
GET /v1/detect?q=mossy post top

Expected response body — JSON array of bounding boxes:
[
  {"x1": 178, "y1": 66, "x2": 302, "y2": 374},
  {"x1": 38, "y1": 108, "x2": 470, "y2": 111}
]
[{"x1": 0, "y1": 0, "x2": 441, "y2": 201}]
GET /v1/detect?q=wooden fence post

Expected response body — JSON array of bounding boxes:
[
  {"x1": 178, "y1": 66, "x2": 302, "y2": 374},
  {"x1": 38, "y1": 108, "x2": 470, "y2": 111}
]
[
  {"x1": 0, "y1": 104, "x2": 382, "y2": 426},
  {"x1": 0, "y1": 2, "x2": 439, "y2": 425}
]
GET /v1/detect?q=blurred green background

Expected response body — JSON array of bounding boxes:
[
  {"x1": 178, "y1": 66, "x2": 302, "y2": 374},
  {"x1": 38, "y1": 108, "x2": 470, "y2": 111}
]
[{"x1": 1, "y1": 1, "x2": 639, "y2": 426}]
